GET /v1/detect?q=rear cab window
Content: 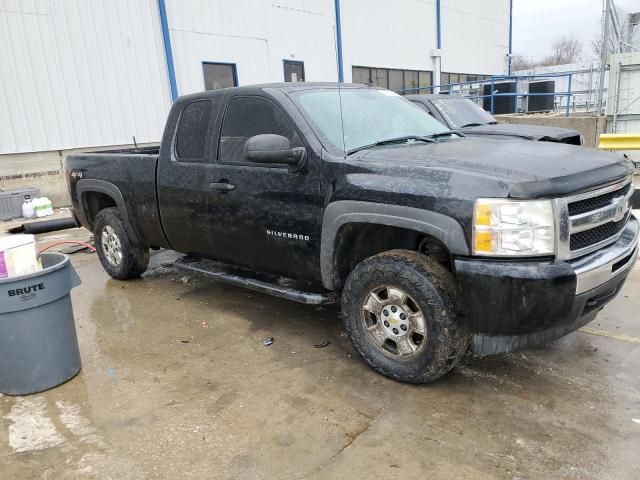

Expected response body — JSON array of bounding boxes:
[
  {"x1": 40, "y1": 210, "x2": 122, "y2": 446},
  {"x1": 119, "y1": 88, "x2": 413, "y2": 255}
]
[{"x1": 175, "y1": 100, "x2": 214, "y2": 163}]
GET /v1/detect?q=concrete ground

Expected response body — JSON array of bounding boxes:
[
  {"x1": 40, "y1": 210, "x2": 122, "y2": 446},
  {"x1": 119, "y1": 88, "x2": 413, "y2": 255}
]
[{"x1": 1, "y1": 217, "x2": 640, "y2": 479}]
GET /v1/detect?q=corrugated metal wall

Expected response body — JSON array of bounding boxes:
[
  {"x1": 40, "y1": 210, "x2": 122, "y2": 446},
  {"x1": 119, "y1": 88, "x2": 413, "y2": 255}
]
[
  {"x1": 341, "y1": 0, "x2": 437, "y2": 78},
  {"x1": 0, "y1": 0, "x2": 171, "y2": 154},
  {"x1": 341, "y1": 0, "x2": 510, "y2": 82},
  {"x1": 607, "y1": 52, "x2": 640, "y2": 135},
  {"x1": 1, "y1": 0, "x2": 511, "y2": 156},
  {"x1": 441, "y1": 0, "x2": 510, "y2": 75},
  {"x1": 166, "y1": 0, "x2": 337, "y2": 94}
]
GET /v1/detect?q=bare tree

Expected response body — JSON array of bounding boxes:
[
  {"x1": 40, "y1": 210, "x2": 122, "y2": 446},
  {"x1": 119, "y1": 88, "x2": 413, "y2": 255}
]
[
  {"x1": 540, "y1": 35, "x2": 583, "y2": 66},
  {"x1": 590, "y1": 34, "x2": 602, "y2": 59},
  {"x1": 590, "y1": 29, "x2": 621, "y2": 60},
  {"x1": 511, "y1": 34, "x2": 585, "y2": 72},
  {"x1": 511, "y1": 54, "x2": 536, "y2": 72}
]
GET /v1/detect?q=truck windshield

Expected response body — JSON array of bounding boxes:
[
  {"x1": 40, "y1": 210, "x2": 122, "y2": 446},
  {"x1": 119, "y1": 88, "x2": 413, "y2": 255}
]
[
  {"x1": 430, "y1": 98, "x2": 497, "y2": 129},
  {"x1": 294, "y1": 88, "x2": 453, "y2": 153}
]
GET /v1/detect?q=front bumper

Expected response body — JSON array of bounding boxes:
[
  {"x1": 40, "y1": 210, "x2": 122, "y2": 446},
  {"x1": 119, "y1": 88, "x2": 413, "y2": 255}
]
[{"x1": 456, "y1": 216, "x2": 639, "y2": 356}]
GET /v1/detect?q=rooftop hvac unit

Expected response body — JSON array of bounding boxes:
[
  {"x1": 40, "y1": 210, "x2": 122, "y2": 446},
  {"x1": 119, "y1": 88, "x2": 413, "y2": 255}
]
[
  {"x1": 482, "y1": 82, "x2": 517, "y2": 114},
  {"x1": 527, "y1": 81, "x2": 555, "y2": 113}
]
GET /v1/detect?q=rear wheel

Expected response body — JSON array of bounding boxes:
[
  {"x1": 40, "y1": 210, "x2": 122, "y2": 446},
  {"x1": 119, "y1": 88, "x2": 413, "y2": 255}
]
[
  {"x1": 94, "y1": 207, "x2": 149, "y2": 280},
  {"x1": 342, "y1": 249, "x2": 470, "y2": 383}
]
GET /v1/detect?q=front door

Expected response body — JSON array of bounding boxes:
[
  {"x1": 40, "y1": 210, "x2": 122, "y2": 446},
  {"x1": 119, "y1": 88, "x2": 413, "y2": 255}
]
[{"x1": 206, "y1": 95, "x2": 321, "y2": 281}]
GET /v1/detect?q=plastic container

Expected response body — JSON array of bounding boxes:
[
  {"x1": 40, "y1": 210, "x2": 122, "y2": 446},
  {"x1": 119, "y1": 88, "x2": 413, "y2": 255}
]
[
  {"x1": 0, "y1": 234, "x2": 41, "y2": 279},
  {"x1": 0, "y1": 252, "x2": 82, "y2": 396},
  {"x1": 0, "y1": 188, "x2": 41, "y2": 221},
  {"x1": 21, "y1": 195, "x2": 35, "y2": 219},
  {"x1": 42, "y1": 197, "x2": 53, "y2": 216},
  {"x1": 34, "y1": 197, "x2": 47, "y2": 218}
]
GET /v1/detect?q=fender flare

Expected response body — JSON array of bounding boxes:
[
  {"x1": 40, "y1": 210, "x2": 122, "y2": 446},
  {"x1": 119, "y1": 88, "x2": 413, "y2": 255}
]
[
  {"x1": 76, "y1": 179, "x2": 142, "y2": 243},
  {"x1": 320, "y1": 200, "x2": 469, "y2": 290}
]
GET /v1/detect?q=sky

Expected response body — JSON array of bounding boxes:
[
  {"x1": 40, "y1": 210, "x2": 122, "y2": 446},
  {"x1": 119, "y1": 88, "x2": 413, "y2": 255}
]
[{"x1": 512, "y1": 0, "x2": 638, "y2": 61}]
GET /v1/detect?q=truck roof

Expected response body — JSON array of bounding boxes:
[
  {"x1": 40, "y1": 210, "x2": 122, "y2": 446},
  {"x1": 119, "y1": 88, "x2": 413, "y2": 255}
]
[{"x1": 176, "y1": 82, "x2": 373, "y2": 103}]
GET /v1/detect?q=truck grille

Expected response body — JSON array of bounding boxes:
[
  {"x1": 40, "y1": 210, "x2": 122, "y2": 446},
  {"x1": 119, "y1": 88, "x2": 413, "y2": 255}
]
[
  {"x1": 558, "y1": 178, "x2": 634, "y2": 259},
  {"x1": 568, "y1": 182, "x2": 632, "y2": 216},
  {"x1": 569, "y1": 213, "x2": 629, "y2": 251}
]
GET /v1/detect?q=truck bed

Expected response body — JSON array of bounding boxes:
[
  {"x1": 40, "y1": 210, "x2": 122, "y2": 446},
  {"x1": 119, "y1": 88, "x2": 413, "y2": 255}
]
[{"x1": 66, "y1": 149, "x2": 166, "y2": 249}]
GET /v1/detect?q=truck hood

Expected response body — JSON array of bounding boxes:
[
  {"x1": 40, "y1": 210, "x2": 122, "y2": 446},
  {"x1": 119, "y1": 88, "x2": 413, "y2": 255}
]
[
  {"x1": 359, "y1": 137, "x2": 633, "y2": 198},
  {"x1": 460, "y1": 123, "x2": 581, "y2": 143}
]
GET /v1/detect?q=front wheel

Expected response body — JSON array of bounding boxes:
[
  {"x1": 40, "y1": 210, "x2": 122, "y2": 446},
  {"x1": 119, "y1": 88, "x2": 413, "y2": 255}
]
[
  {"x1": 341, "y1": 249, "x2": 470, "y2": 383},
  {"x1": 93, "y1": 207, "x2": 149, "y2": 280}
]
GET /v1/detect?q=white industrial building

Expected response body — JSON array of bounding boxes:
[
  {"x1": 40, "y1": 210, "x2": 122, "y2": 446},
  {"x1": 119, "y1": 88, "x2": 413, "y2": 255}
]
[
  {"x1": 0, "y1": 0, "x2": 512, "y2": 201},
  {"x1": 606, "y1": 52, "x2": 640, "y2": 135},
  {"x1": 514, "y1": 60, "x2": 608, "y2": 113}
]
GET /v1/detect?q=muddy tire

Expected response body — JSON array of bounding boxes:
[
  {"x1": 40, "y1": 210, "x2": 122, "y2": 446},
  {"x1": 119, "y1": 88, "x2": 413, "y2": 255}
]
[
  {"x1": 93, "y1": 207, "x2": 149, "y2": 280},
  {"x1": 342, "y1": 249, "x2": 470, "y2": 383}
]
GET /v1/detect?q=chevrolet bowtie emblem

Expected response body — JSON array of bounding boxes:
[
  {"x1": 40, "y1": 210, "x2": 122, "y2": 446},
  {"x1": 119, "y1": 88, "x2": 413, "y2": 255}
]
[{"x1": 612, "y1": 196, "x2": 626, "y2": 222}]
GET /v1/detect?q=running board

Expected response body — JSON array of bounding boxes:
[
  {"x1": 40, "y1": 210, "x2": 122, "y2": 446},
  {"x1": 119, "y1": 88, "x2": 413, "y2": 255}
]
[{"x1": 174, "y1": 257, "x2": 338, "y2": 305}]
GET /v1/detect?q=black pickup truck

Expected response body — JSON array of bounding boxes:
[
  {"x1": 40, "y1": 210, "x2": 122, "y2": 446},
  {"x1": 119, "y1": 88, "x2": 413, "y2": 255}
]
[
  {"x1": 407, "y1": 94, "x2": 583, "y2": 145},
  {"x1": 66, "y1": 83, "x2": 638, "y2": 383}
]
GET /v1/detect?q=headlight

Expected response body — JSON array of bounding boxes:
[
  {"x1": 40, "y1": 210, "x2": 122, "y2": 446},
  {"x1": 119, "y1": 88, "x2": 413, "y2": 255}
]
[{"x1": 473, "y1": 199, "x2": 555, "y2": 256}]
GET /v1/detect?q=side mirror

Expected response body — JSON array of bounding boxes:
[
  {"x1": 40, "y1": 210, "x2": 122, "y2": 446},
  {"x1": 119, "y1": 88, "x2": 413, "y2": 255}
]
[{"x1": 244, "y1": 134, "x2": 306, "y2": 169}]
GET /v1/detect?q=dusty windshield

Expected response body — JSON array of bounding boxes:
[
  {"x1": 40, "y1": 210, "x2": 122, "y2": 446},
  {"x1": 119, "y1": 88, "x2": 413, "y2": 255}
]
[
  {"x1": 294, "y1": 88, "x2": 453, "y2": 153},
  {"x1": 431, "y1": 98, "x2": 496, "y2": 129}
]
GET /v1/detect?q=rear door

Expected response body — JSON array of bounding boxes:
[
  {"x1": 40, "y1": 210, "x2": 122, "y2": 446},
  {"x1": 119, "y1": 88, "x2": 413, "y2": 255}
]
[
  {"x1": 157, "y1": 97, "x2": 222, "y2": 256},
  {"x1": 206, "y1": 94, "x2": 322, "y2": 281}
]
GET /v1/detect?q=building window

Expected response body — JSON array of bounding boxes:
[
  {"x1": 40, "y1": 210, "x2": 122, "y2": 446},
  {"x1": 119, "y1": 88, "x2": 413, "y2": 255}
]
[
  {"x1": 376, "y1": 69, "x2": 389, "y2": 88},
  {"x1": 351, "y1": 66, "x2": 432, "y2": 94},
  {"x1": 388, "y1": 69, "x2": 404, "y2": 92},
  {"x1": 176, "y1": 101, "x2": 213, "y2": 162},
  {"x1": 203, "y1": 62, "x2": 237, "y2": 91},
  {"x1": 352, "y1": 66, "x2": 369, "y2": 84},
  {"x1": 283, "y1": 60, "x2": 305, "y2": 82},
  {"x1": 418, "y1": 71, "x2": 432, "y2": 93},
  {"x1": 404, "y1": 70, "x2": 419, "y2": 94},
  {"x1": 441, "y1": 72, "x2": 492, "y2": 85}
]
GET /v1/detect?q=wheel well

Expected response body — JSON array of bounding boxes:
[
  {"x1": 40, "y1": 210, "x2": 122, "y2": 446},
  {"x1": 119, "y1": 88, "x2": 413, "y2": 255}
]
[
  {"x1": 332, "y1": 223, "x2": 452, "y2": 289},
  {"x1": 83, "y1": 191, "x2": 117, "y2": 229}
]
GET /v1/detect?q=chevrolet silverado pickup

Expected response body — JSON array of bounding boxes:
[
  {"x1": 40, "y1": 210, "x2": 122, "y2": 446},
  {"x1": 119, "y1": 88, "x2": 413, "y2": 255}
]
[{"x1": 66, "y1": 83, "x2": 638, "y2": 383}]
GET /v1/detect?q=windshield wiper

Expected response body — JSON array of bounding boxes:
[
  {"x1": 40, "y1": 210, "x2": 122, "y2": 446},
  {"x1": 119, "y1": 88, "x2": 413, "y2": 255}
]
[
  {"x1": 346, "y1": 135, "x2": 434, "y2": 156},
  {"x1": 459, "y1": 122, "x2": 484, "y2": 128},
  {"x1": 426, "y1": 131, "x2": 462, "y2": 139},
  {"x1": 487, "y1": 121, "x2": 500, "y2": 125}
]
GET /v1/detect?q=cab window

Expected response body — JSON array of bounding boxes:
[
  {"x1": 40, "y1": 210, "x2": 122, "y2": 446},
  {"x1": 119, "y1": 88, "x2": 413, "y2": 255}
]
[
  {"x1": 176, "y1": 100, "x2": 213, "y2": 162},
  {"x1": 219, "y1": 96, "x2": 301, "y2": 164}
]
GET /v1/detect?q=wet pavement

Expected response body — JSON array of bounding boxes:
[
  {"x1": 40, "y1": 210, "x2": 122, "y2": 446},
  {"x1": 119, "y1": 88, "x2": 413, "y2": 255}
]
[{"x1": 1, "y1": 222, "x2": 640, "y2": 479}]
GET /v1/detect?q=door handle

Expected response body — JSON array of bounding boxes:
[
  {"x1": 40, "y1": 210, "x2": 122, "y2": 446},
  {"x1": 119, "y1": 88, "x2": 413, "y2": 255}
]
[{"x1": 209, "y1": 181, "x2": 235, "y2": 192}]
